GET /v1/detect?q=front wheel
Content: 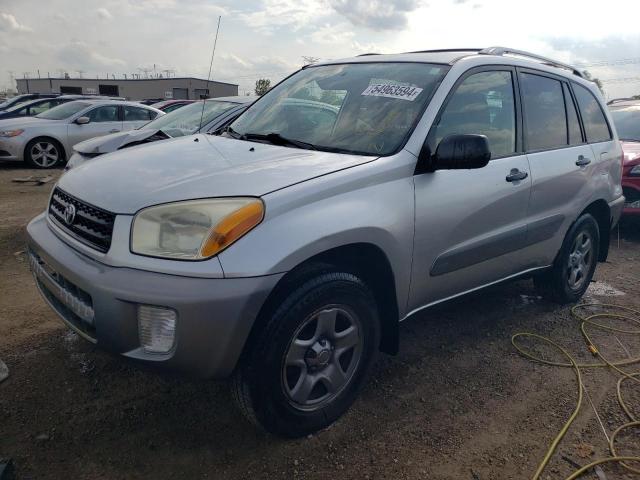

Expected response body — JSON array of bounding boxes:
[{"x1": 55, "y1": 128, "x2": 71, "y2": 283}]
[
  {"x1": 534, "y1": 213, "x2": 600, "y2": 303},
  {"x1": 24, "y1": 138, "x2": 64, "y2": 168},
  {"x1": 232, "y1": 271, "x2": 380, "y2": 437}
]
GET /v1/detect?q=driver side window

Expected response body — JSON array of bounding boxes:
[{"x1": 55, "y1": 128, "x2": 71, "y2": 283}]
[{"x1": 429, "y1": 70, "x2": 516, "y2": 159}]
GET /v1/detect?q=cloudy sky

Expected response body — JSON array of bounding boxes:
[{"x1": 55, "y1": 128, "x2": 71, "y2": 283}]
[{"x1": 1, "y1": 0, "x2": 639, "y2": 98}]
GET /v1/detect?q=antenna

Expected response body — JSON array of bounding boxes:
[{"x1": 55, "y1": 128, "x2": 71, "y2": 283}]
[{"x1": 198, "y1": 15, "x2": 221, "y2": 133}]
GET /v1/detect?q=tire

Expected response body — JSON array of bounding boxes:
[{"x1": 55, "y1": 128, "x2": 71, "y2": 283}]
[
  {"x1": 25, "y1": 137, "x2": 64, "y2": 169},
  {"x1": 231, "y1": 270, "x2": 380, "y2": 438},
  {"x1": 534, "y1": 213, "x2": 600, "y2": 304}
]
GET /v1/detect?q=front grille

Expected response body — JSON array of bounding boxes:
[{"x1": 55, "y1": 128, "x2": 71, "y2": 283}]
[
  {"x1": 29, "y1": 250, "x2": 96, "y2": 342},
  {"x1": 49, "y1": 188, "x2": 115, "y2": 252}
]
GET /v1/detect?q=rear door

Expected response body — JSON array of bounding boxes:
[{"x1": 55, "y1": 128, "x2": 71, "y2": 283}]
[
  {"x1": 410, "y1": 67, "x2": 533, "y2": 310},
  {"x1": 66, "y1": 104, "x2": 123, "y2": 147},
  {"x1": 519, "y1": 70, "x2": 597, "y2": 267}
]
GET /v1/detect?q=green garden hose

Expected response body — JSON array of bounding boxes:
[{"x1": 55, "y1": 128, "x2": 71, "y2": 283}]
[{"x1": 512, "y1": 303, "x2": 640, "y2": 479}]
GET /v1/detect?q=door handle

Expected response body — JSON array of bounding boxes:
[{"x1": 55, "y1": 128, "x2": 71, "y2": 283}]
[
  {"x1": 506, "y1": 168, "x2": 528, "y2": 182},
  {"x1": 576, "y1": 155, "x2": 591, "y2": 167},
  {"x1": 109, "y1": 129, "x2": 120, "y2": 133}
]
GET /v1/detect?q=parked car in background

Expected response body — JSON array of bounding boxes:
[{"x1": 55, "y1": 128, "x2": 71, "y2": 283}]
[
  {"x1": 139, "y1": 98, "x2": 165, "y2": 105},
  {"x1": 609, "y1": 98, "x2": 640, "y2": 215},
  {"x1": 0, "y1": 100, "x2": 163, "y2": 168},
  {"x1": 66, "y1": 96, "x2": 254, "y2": 169},
  {"x1": 0, "y1": 93, "x2": 60, "y2": 112},
  {"x1": 0, "y1": 95, "x2": 123, "y2": 120},
  {"x1": 150, "y1": 99, "x2": 196, "y2": 113},
  {"x1": 27, "y1": 47, "x2": 623, "y2": 437}
]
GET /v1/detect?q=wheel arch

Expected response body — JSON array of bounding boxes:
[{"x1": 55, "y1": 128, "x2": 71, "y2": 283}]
[
  {"x1": 243, "y1": 243, "x2": 400, "y2": 363},
  {"x1": 24, "y1": 135, "x2": 67, "y2": 163},
  {"x1": 579, "y1": 199, "x2": 610, "y2": 262}
]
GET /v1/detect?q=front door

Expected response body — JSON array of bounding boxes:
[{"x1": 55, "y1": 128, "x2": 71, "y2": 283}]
[
  {"x1": 409, "y1": 68, "x2": 532, "y2": 312},
  {"x1": 67, "y1": 104, "x2": 123, "y2": 146}
]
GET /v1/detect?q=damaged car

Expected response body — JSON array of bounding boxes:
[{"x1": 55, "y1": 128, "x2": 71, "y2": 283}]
[{"x1": 65, "y1": 96, "x2": 255, "y2": 170}]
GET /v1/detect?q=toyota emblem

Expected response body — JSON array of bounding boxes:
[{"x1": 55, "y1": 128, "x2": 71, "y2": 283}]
[{"x1": 64, "y1": 204, "x2": 76, "y2": 225}]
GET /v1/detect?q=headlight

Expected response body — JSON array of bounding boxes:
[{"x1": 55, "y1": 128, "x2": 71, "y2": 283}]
[
  {"x1": 131, "y1": 198, "x2": 264, "y2": 260},
  {"x1": 0, "y1": 129, "x2": 24, "y2": 137},
  {"x1": 630, "y1": 165, "x2": 640, "y2": 176}
]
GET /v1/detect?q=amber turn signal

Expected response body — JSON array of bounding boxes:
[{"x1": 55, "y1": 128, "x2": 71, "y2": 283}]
[{"x1": 199, "y1": 200, "x2": 264, "y2": 257}]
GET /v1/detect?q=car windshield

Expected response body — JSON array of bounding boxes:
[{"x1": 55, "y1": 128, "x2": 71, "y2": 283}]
[
  {"x1": 230, "y1": 62, "x2": 449, "y2": 156},
  {"x1": 610, "y1": 106, "x2": 640, "y2": 142},
  {"x1": 5, "y1": 100, "x2": 36, "y2": 112},
  {"x1": 36, "y1": 101, "x2": 90, "y2": 120},
  {"x1": 142, "y1": 100, "x2": 238, "y2": 136}
]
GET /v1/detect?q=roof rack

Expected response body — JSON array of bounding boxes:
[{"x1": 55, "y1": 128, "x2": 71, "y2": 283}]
[
  {"x1": 479, "y1": 46, "x2": 584, "y2": 78},
  {"x1": 607, "y1": 97, "x2": 637, "y2": 105}
]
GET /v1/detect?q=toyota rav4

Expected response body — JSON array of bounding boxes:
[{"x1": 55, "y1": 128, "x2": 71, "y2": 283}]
[{"x1": 27, "y1": 47, "x2": 624, "y2": 437}]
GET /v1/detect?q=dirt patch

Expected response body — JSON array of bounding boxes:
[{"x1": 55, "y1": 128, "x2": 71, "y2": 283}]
[{"x1": 0, "y1": 163, "x2": 639, "y2": 479}]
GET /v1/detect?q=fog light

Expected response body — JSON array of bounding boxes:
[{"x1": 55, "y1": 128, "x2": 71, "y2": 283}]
[{"x1": 138, "y1": 305, "x2": 177, "y2": 354}]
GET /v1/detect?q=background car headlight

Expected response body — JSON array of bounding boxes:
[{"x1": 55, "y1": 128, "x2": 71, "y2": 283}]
[
  {"x1": 630, "y1": 165, "x2": 640, "y2": 176},
  {"x1": 131, "y1": 198, "x2": 264, "y2": 260},
  {"x1": 0, "y1": 129, "x2": 24, "y2": 137}
]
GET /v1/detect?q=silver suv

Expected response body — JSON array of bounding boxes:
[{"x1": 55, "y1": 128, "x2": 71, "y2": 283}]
[{"x1": 27, "y1": 47, "x2": 624, "y2": 437}]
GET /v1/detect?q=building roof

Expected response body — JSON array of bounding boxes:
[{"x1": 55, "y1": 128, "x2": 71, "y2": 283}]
[{"x1": 17, "y1": 77, "x2": 238, "y2": 87}]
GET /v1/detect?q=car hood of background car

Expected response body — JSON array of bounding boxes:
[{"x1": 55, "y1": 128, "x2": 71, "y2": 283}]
[
  {"x1": 0, "y1": 117, "x2": 63, "y2": 129},
  {"x1": 58, "y1": 134, "x2": 377, "y2": 214},
  {"x1": 73, "y1": 128, "x2": 164, "y2": 155}
]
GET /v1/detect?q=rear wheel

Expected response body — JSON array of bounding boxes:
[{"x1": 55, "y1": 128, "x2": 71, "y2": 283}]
[
  {"x1": 232, "y1": 270, "x2": 380, "y2": 437},
  {"x1": 534, "y1": 213, "x2": 600, "y2": 303},
  {"x1": 25, "y1": 138, "x2": 63, "y2": 168}
]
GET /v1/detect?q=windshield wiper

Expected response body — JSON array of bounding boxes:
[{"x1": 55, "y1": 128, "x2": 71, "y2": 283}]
[
  {"x1": 225, "y1": 125, "x2": 244, "y2": 139},
  {"x1": 242, "y1": 132, "x2": 317, "y2": 150},
  {"x1": 620, "y1": 138, "x2": 640, "y2": 143}
]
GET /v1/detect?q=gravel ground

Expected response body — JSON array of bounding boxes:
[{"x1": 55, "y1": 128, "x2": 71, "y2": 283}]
[{"x1": 0, "y1": 164, "x2": 638, "y2": 480}]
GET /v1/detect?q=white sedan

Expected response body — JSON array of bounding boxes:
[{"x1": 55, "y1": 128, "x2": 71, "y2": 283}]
[{"x1": 0, "y1": 100, "x2": 163, "y2": 168}]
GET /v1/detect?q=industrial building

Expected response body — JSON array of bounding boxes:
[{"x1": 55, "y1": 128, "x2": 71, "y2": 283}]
[{"x1": 15, "y1": 76, "x2": 238, "y2": 100}]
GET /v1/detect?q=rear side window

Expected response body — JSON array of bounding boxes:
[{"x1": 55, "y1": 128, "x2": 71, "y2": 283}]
[
  {"x1": 430, "y1": 70, "x2": 516, "y2": 158},
  {"x1": 124, "y1": 106, "x2": 154, "y2": 121},
  {"x1": 563, "y1": 84, "x2": 582, "y2": 145},
  {"x1": 520, "y1": 73, "x2": 567, "y2": 151},
  {"x1": 573, "y1": 83, "x2": 611, "y2": 143}
]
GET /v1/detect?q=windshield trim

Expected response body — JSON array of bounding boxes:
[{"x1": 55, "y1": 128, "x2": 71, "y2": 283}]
[{"x1": 230, "y1": 61, "x2": 451, "y2": 158}]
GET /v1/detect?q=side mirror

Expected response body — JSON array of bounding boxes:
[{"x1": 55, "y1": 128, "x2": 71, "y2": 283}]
[
  {"x1": 75, "y1": 116, "x2": 90, "y2": 125},
  {"x1": 432, "y1": 134, "x2": 491, "y2": 170}
]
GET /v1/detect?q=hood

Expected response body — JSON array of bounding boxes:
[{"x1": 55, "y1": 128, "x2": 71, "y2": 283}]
[
  {"x1": 0, "y1": 116, "x2": 61, "y2": 129},
  {"x1": 74, "y1": 128, "x2": 164, "y2": 155},
  {"x1": 58, "y1": 134, "x2": 376, "y2": 214},
  {"x1": 621, "y1": 141, "x2": 640, "y2": 166}
]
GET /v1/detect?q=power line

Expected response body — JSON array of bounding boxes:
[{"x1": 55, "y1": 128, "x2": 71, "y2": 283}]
[
  {"x1": 576, "y1": 57, "x2": 640, "y2": 68},
  {"x1": 599, "y1": 76, "x2": 640, "y2": 84}
]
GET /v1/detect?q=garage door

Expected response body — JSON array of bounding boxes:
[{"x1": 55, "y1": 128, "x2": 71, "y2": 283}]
[{"x1": 172, "y1": 88, "x2": 189, "y2": 100}]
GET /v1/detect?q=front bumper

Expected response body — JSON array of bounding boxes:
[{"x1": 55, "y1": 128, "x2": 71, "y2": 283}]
[
  {"x1": 0, "y1": 136, "x2": 23, "y2": 161},
  {"x1": 27, "y1": 213, "x2": 284, "y2": 378},
  {"x1": 622, "y1": 182, "x2": 640, "y2": 216}
]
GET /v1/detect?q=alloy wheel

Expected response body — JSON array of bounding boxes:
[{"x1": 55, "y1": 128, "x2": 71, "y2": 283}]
[
  {"x1": 30, "y1": 142, "x2": 59, "y2": 167},
  {"x1": 282, "y1": 306, "x2": 363, "y2": 411},
  {"x1": 567, "y1": 230, "x2": 594, "y2": 291}
]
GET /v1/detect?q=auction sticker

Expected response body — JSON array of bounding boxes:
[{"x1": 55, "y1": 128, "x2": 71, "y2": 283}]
[{"x1": 361, "y1": 83, "x2": 423, "y2": 101}]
